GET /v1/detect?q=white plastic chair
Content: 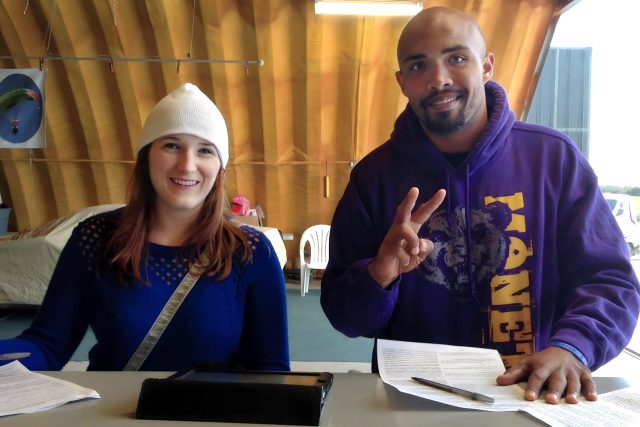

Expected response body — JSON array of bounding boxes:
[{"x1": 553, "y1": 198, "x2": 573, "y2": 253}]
[{"x1": 299, "y1": 224, "x2": 331, "y2": 296}]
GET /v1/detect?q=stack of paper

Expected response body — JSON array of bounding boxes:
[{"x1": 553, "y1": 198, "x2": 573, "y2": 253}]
[{"x1": 0, "y1": 361, "x2": 100, "y2": 417}]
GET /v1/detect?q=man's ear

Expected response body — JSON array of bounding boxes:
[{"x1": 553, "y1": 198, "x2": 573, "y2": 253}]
[
  {"x1": 395, "y1": 70, "x2": 407, "y2": 96},
  {"x1": 482, "y1": 53, "x2": 495, "y2": 83}
]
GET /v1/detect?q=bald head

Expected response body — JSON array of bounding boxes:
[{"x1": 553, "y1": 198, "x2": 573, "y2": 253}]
[{"x1": 397, "y1": 7, "x2": 487, "y2": 66}]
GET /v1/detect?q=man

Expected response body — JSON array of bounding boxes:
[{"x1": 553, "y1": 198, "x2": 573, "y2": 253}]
[{"x1": 321, "y1": 6, "x2": 640, "y2": 404}]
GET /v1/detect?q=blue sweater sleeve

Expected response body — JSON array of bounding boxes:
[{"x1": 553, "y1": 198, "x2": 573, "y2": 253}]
[
  {"x1": 235, "y1": 228, "x2": 290, "y2": 371},
  {"x1": 0, "y1": 223, "x2": 93, "y2": 370}
]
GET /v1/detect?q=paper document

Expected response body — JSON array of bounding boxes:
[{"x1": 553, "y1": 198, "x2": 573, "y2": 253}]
[
  {"x1": 0, "y1": 361, "x2": 100, "y2": 417},
  {"x1": 521, "y1": 387, "x2": 640, "y2": 427},
  {"x1": 377, "y1": 339, "x2": 525, "y2": 412}
]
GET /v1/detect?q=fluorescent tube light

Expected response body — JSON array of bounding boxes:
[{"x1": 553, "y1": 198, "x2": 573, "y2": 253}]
[{"x1": 315, "y1": 1, "x2": 423, "y2": 16}]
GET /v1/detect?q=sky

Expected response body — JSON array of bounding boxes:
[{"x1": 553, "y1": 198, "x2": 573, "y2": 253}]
[{"x1": 550, "y1": 0, "x2": 640, "y2": 187}]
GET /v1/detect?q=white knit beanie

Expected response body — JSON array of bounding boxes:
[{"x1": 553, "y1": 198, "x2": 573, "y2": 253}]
[{"x1": 136, "y1": 83, "x2": 229, "y2": 168}]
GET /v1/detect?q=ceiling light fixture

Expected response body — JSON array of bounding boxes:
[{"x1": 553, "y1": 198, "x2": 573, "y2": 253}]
[{"x1": 315, "y1": 1, "x2": 423, "y2": 16}]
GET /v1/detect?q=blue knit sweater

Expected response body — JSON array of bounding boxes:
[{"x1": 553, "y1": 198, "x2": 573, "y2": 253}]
[{"x1": 0, "y1": 209, "x2": 290, "y2": 371}]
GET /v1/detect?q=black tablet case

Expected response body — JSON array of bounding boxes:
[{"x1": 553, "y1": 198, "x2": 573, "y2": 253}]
[{"x1": 136, "y1": 369, "x2": 333, "y2": 425}]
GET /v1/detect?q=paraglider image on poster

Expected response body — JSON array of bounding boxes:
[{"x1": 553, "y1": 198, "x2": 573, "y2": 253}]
[{"x1": 0, "y1": 69, "x2": 46, "y2": 149}]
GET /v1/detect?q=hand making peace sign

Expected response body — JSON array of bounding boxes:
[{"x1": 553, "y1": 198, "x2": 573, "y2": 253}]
[{"x1": 367, "y1": 187, "x2": 446, "y2": 288}]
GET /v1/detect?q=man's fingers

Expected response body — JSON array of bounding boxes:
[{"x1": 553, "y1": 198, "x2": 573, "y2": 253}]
[
  {"x1": 408, "y1": 241, "x2": 431, "y2": 268},
  {"x1": 402, "y1": 238, "x2": 419, "y2": 256},
  {"x1": 411, "y1": 189, "x2": 446, "y2": 226},
  {"x1": 396, "y1": 243, "x2": 411, "y2": 266},
  {"x1": 496, "y1": 348, "x2": 595, "y2": 404},
  {"x1": 388, "y1": 226, "x2": 420, "y2": 255},
  {"x1": 419, "y1": 238, "x2": 433, "y2": 255},
  {"x1": 581, "y1": 372, "x2": 597, "y2": 401},
  {"x1": 394, "y1": 187, "x2": 420, "y2": 225},
  {"x1": 545, "y1": 372, "x2": 567, "y2": 404},
  {"x1": 564, "y1": 373, "x2": 581, "y2": 404},
  {"x1": 497, "y1": 363, "x2": 548, "y2": 402},
  {"x1": 525, "y1": 369, "x2": 549, "y2": 401},
  {"x1": 496, "y1": 364, "x2": 528, "y2": 386},
  {"x1": 413, "y1": 239, "x2": 434, "y2": 262},
  {"x1": 387, "y1": 238, "x2": 433, "y2": 270}
]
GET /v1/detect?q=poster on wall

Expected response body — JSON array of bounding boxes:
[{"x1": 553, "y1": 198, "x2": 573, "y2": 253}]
[{"x1": 0, "y1": 69, "x2": 46, "y2": 149}]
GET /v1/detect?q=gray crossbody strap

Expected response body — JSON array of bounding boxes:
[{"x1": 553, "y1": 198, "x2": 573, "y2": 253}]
[{"x1": 123, "y1": 256, "x2": 207, "y2": 371}]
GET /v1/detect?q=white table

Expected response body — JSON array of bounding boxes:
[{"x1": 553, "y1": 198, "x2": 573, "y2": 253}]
[{"x1": 0, "y1": 372, "x2": 630, "y2": 426}]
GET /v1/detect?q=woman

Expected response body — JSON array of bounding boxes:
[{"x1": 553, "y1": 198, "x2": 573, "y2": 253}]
[{"x1": 0, "y1": 83, "x2": 290, "y2": 371}]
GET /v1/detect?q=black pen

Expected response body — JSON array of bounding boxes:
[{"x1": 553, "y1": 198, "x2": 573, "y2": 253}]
[{"x1": 411, "y1": 376, "x2": 494, "y2": 404}]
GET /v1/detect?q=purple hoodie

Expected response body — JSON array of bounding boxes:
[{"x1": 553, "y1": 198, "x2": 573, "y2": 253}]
[{"x1": 321, "y1": 80, "x2": 640, "y2": 371}]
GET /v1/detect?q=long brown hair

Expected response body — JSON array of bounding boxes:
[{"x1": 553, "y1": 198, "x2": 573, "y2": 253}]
[{"x1": 107, "y1": 144, "x2": 252, "y2": 283}]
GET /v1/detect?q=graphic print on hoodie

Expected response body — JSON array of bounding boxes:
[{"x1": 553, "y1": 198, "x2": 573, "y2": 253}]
[{"x1": 419, "y1": 191, "x2": 534, "y2": 367}]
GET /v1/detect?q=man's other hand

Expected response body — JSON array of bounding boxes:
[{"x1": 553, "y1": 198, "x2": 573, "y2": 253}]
[{"x1": 496, "y1": 346, "x2": 597, "y2": 404}]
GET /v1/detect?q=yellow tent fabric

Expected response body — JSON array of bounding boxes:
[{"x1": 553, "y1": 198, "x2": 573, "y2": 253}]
[{"x1": 0, "y1": 0, "x2": 575, "y2": 261}]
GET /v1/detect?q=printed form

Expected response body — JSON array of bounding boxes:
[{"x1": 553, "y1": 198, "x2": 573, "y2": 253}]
[
  {"x1": 377, "y1": 338, "x2": 525, "y2": 411},
  {"x1": 0, "y1": 361, "x2": 99, "y2": 417}
]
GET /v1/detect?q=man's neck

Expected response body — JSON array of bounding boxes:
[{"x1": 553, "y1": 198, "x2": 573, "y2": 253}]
[{"x1": 426, "y1": 131, "x2": 475, "y2": 153}]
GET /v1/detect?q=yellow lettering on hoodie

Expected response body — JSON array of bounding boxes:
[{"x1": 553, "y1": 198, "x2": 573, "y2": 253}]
[
  {"x1": 486, "y1": 192, "x2": 534, "y2": 367},
  {"x1": 501, "y1": 342, "x2": 535, "y2": 368},
  {"x1": 485, "y1": 193, "x2": 526, "y2": 232},
  {"x1": 505, "y1": 237, "x2": 529, "y2": 269}
]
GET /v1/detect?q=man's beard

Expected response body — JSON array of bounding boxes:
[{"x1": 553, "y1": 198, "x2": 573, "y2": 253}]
[
  {"x1": 421, "y1": 109, "x2": 467, "y2": 135},
  {"x1": 418, "y1": 88, "x2": 476, "y2": 135}
]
